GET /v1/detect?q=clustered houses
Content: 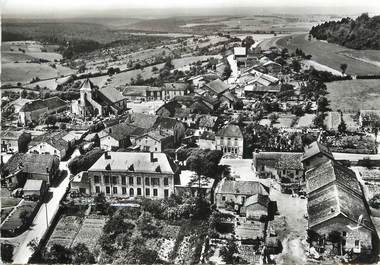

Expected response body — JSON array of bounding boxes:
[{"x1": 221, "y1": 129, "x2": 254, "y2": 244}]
[
  {"x1": 83, "y1": 152, "x2": 176, "y2": 199},
  {"x1": 18, "y1": 96, "x2": 68, "y2": 126},
  {"x1": 302, "y1": 142, "x2": 376, "y2": 256}
]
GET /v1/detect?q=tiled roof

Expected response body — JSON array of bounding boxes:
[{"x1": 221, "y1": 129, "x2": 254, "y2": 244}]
[
  {"x1": 100, "y1": 123, "x2": 146, "y2": 141},
  {"x1": 198, "y1": 115, "x2": 218, "y2": 128},
  {"x1": 99, "y1": 86, "x2": 126, "y2": 103},
  {"x1": 215, "y1": 179, "x2": 269, "y2": 196},
  {"x1": 137, "y1": 129, "x2": 173, "y2": 142},
  {"x1": 29, "y1": 131, "x2": 69, "y2": 152},
  {"x1": 301, "y1": 141, "x2": 334, "y2": 162},
  {"x1": 89, "y1": 152, "x2": 174, "y2": 174},
  {"x1": 276, "y1": 153, "x2": 304, "y2": 170},
  {"x1": 243, "y1": 194, "x2": 270, "y2": 208},
  {"x1": 0, "y1": 130, "x2": 27, "y2": 140},
  {"x1": 205, "y1": 79, "x2": 229, "y2": 94},
  {"x1": 128, "y1": 113, "x2": 159, "y2": 129},
  {"x1": 155, "y1": 117, "x2": 181, "y2": 131},
  {"x1": 308, "y1": 183, "x2": 373, "y2": 231},
  {"x1": 306, "y1": 160, "x2": 362, "y2": 195},
  {"x1": 2, "y1": 153, "x2": 58, "y2": 176},
  {"x1": 217, "y1": 124, "x2": 243, "y2": 138},
  {"x1": 19, "y1": 97, "x2": 67, "y2": 112}
]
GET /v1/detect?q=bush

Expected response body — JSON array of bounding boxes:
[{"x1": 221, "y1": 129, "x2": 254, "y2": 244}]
[{"x1": 68, "y1": 148, "x2": 104, "y2": 175}]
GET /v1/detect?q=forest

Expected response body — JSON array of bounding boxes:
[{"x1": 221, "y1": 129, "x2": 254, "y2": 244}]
[{"x1": 310, "y1": 13, "x2": 380, "y2": 50}]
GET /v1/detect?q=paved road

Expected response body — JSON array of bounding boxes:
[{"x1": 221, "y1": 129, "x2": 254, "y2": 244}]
[{"x1": 11, "y1": 150, "x2": 80, "y2": 264}]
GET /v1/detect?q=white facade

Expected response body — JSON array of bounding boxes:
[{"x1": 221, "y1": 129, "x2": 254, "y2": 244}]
[
  {"x1": 215, "y1": 136, "x2": 244, "y2": 158},
  {"x1": 28, "y1": 142, "x2": 64, "y2": 159}
]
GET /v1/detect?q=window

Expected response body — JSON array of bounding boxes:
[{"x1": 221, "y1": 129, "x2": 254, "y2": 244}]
[
  {"x1": 146, "y1": 188, "x2": 150, "y2": 196},
  {"x1": 106, "y1": 186, "x2": 110, "y2": 194},
  {"x1": 129, "y1": 177, "x2": 134, "y2": 185},
  {"x1": 94, "y1": 176, "x2": 100, "y2": 184},
  {"x1": 152, "y1": 178, "x2": 160, "y2": 186},
  {"x1": 145, "y1": 178, "x2": 150, "y2": 186},
  {"x1": 137, "y1": 177, "x2": 141, "y2": 185},
  {"x1": 122, "y1": 187, "x2": 127, "y2": 195},
  {"x1": 241, "y1": 196, "x2": 246, "y2": 204},
  {"x1": 113, "y1": 187, "x2": 118, "y2": 194},
  {"x1": 129, "y1": 188, "x2": 134, "y2": 196},
  {"x1": 153, "y1": 189, "x2": 158, "y2": 197},
  {"x1": 155, "y1": 147, "x2": 157, "y2": 151},
  {"x1": 355, "y1": 240, "x2": 360, "y2": 246},
  {"x1": 342, "y1": 231, "x2": 347, "y2": 237},
  {"x1": 164, "y1": 189, "x2": 169, "y2": 198},
  {"x1": 137, "y1": 188, "x2": 142, "y2": 196},
  {"x1": 283, "y1": 170, "x2": 286, "y2": 175},
  {"x1": 296, "y1": 170, "x2": 299, "y2": 175},
  {"x1": 164, "y1": 177, "x2": 169, "y2": 186},
  {"x1": 104, "y1": 176, "x2": 110, "y2": 184},
  {"x1": 112, "y1": 176, "x2": 118, "y2": 185},
  {"x1": 95, "y1": 186, "x2": 100, "y2": 193},
  {"x1": 222, "y1": 196, "x2": 226, "y2": 201},
  {"x1": 121, "y1": 176, "x2": 126, "y2": 185}
]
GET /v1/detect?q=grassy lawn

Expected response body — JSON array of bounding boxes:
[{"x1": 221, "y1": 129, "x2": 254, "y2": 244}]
[
  {"x1": 276, "y1": 34, "x2": 380, "y2": 75},
  {"x1": 1, "y1": 197, "x2": 22, "y2": 208},
  {"x1": 326, "y1": 79, "x2": 380, "y2": 112}
]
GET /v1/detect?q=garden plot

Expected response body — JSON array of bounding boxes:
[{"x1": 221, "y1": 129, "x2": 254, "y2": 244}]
[
  {"x1": 71, "y1": 216, "x2": 106, "y2": 251},
  {"x1": 294, "y1": 114, "x2": 316, "y2": 128},
  {"x1": 46, "y1": 216, "x2": 83, "y2": 249}
]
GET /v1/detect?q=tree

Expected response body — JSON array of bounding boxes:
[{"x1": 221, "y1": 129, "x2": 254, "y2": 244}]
[
  {"x1": 340, "y1": 63, "x2": 348, "y2": 75},
  {"x1": 68, "y1": 148, "x2": 104, "y2": 175},
  {"x1": 20, "y1": 210, "x2": 30, "y2": 226},
  {"x1": 1, "y1": 244, "x2": 14, "y2": 262},
  {"x1": 44, "y1": 244, "x2": 72, "y2": 263},
  {"x1": 313, "y1": 112, "x2": 326, "y2": 128},
  {"x1": 268, "y1": 113, "x2": 279, "y2": 125},
  {"x1": 136, "y1": 212, "x2": 160, "y2": 238},
  {"x1": 220, "y1": 238, "x2": 239, "y2": 264},
  {"x1": 21, "y1": 89, "x2": 28, "y2": 98},
  {"x1": 71, "y1": 243, "x2": 95, "y2": 264},
  {"x1": 328, "y1": 230, "x2": 343, "y2": 255},
  {"x1": 93, "y1": 193, "x2": 110, "y2": 215},
  {"x1": 222, "y1": 64, "x2": 232, "y2": 79},
  {"x1": 242, "y1": 36, "x2": 255, "y2": 50},
  {"x1": 103, "y1": 215, "x2": 135, "y2": 236},
  {"x1": 338, "y1": 119, "x2": 347, "y2": 133},
  {"x1": 317, "y1": 96, "x2": 330, "y2": 112},
  {"x1": 291, "y1": 60, "x2": 301, "y2": 72}
]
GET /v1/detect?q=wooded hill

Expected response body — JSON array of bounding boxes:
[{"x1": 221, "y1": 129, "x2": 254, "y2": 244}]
[{"x1": 310, "y1": 13, "x2": 380, "y2": 50}]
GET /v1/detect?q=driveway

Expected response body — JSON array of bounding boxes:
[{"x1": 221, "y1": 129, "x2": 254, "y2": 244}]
[{"x1": 11, "y1": 149, "x2": 80, "y2": 264}]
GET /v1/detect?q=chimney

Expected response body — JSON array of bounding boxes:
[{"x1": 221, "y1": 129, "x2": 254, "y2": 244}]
[
  {"x1": 105, "y1": 152, "x2": 111, "y2": 159},
  {"x1": 109, "y1": 128, "x2": 112, "y2": 134},
  {"x1": 46, "y1": 167, "x2": 50, "y2": 173},
  {"x1": 150, "y1": 152, "x2": 154, "y2": 162}
]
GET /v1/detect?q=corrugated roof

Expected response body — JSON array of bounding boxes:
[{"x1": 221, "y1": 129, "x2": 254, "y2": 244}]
[{"x1": 89, "y1": 152, "x2": 174, "y2": 174}]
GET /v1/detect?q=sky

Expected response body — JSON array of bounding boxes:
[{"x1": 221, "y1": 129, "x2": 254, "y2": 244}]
[{"x1": 2, "y1": 0, "x2": 380, "y2": 17}]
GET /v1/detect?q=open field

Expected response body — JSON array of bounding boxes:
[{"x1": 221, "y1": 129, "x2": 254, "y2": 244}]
[
  {"x1": 275, "y1": 34, "x2": 380, "y2": 75},
  {"x1": 123, "y1": 15, "x2": 326, "y2": 34},
  {"x1": 326, "y1": 79, "x2": 380, "y2": 112},
  {"x1": 2, "y1": 62, "x2": 74, "y2": 85}
]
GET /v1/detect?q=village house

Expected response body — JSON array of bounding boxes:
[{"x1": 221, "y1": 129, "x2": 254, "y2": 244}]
[
  {"x1": 134, "y1": 129, "x2": 174, "y2": 152},
  {"x1": 99, "y1": 123, "x2": 146, "y2": 151},
  {"x1": 234, "y1": 47, "x2": 247, "y2": 67},
  {"x1": 1, "y1": 130, "x2": 31, "y2": 153},
  {"x1": 214, "y1": 178, "x2": 269, "y2": 211},
  {"x1": 123, "y1": 86, "x2": 160, "y2": 101},
  {"x1": 18, "y1": 97, "x2": 68, "y2": 126},
  {"x1": 156, "y1": 95, "x2": 216, "y2": 117},
  {"x1": 301, "y1": 141, "x2": 335, "y2": 171},
  {"x1": 80, "y1": 152, "x2": 176, "y2": 199},
  {"x1": 23, "y1": 179, "x2": 48, "y2": 200},
  {"x1": 1, "y1": 153, "x2": 59, "y2": 188},
  {"x1": 71, "y1": 172, "x2": 91, "y2": 194},
  {"x1": 240, "y1": 194, "x2": 270, "y2": 220},
  {"x1": 71, "y1": 78, "x2": 128, "y2": 118},
  {"x1": 162, "y1": 83, "x2": 188, "y2": 100},
  {"x1": 243, "y1": 69, "x2": 280, "y2": 97},
  {"x1": 215, "y1": 124, "x2": 244, "y2": 158},
  {"x1": 304, "y1": 156, "x2": 376, "y2": 255},
  {"x1": 174, "y1": 170, "x2": 215, "y2": 200},
  {"x1": 27, "y1": 131, "x2": 70, "y2": 159},
  {"x1": 197, "y1": 131, "x2": 216, "y2": 150}
]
